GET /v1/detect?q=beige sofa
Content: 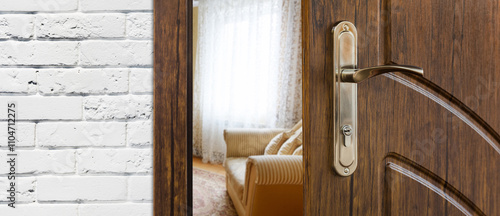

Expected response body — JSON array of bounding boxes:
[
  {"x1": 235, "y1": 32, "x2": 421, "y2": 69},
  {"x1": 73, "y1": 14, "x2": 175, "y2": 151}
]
[{"x1": 223, "y1": 128, "x2": 303, "y2": 216}]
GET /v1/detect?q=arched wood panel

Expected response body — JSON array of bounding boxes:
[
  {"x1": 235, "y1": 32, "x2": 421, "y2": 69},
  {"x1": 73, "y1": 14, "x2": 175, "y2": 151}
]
[{"x1": 303, "y1": 0, "x2": 500, "y2": 215}]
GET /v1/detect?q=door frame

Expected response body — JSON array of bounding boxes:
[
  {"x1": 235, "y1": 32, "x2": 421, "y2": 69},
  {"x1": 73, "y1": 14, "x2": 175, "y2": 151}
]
[
  {"x1": 153, "y1": 0, "x2": 311, "y2": 215},
  {"x1": 154, "y1": 0, "x2": 193, "y2": 215}
]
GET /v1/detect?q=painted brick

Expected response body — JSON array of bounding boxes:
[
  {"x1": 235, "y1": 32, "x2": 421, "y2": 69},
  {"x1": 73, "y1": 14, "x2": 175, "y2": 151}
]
[
  {"x1": 0, "y1": 96, "x2": 82, "y2": 120},
  {"x1": 79, "y1": 204, "x2": 153, "y2": 216},
  {"x1": 127, "y1": 13, "x2": 153, "y2": 39},
  {"x1": 79, "y1": 41, "x2": 152, "y2": 66},
  {"x1": 0, "y1": 69, "x2": 37, "y2": 94},
  {"x1": 37, "y1": 122, "x2": 126, "y2": 147},
  {"x1": 76, "y1": 149, "x2": 152, "y2": 174},
  {"x1": 37, "y1": 68, "x2": 129, "y2": 95},
  {"x1": 83, "y1": 95, "x2": 152, "y2": 120},
  {"x1": 37, "y1": 14, "x2": 126, "y2": 39},
  {"x1": 0, "y1": 0, "x2": 154, "y2": 212},
  {"x1": 0, "y1": 122, "x2": 35, "y2": 147},
  {"x1": 0, "y1": 177, "x2": 36, "y2": 203},
  {"x1": 0, "y1": 0, "x2": 78, "y2": 12},
  {"x1": 80, "y1": 0, "x2": 153, "y2": 12},
  {"x1": 0, "y1": 15, "x2": 34, "y2": 39},
  {"x1": 127, "y1": 121, "x2": 152, "y2": 147},
  {"x1": 37, "y1": 177, "x2": 127, "y2": 201},
  {"x1": 0, "y1": 204, "x2": 78, "y2": 215},
  {"x1": 0, "y1": 41, "x2": 79, "y2": 66},
  {"x1": 128, "y1": 176, "x2": 152, "y2": 201},
  {"x1": 0, "y1": 150, "x2": 75, "y2": 174},
  {"x1": 129, "y1": 68, "x2": 153, "y2": 93}
]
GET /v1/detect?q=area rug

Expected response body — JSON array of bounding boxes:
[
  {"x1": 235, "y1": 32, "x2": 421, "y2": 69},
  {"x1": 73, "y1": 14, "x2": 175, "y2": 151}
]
[{"x1": 193, "y1": 168, "x2": 238, "y2": 216}]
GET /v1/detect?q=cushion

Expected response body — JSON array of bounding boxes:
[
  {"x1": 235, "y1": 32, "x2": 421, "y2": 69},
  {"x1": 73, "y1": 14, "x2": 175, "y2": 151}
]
[
  {"x1": 264, "y1": 132, "x2": 288, "y2": 155},
  {"x1": 264, "y1": 120, "x2": 302, "y2": 155},
  {"x1": 278, "y1": 127, "x2": 303, "y2": 155},
  {"x1": 292, "y1": 145, "x2": 303, "y2": 155},
  {"x1": 289, "y1": 119, "x2": 302, "y2": 134},
  {"x1": 224, "y1": 157, "x2": 248, "y2": 200}
]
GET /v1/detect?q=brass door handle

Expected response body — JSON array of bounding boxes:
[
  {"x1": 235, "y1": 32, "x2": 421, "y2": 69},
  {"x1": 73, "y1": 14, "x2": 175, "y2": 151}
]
[
  {"x1": 341, "y1": 65, "x2": 424, "y2": 83},
  {"x1": 331, "y1": 21, "x2": 424, "y2": 176}
]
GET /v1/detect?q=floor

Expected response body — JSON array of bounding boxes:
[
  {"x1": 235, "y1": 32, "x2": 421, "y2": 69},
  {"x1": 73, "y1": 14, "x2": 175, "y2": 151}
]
[{"x1": 193, "y1": 157, "x2": 226, "y2": 176}]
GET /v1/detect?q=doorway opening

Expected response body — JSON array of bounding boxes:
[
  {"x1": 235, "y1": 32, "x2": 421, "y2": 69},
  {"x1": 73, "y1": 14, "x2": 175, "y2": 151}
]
[{"x1": 191, "y1": 0, "x2": 303, "y2": 215}]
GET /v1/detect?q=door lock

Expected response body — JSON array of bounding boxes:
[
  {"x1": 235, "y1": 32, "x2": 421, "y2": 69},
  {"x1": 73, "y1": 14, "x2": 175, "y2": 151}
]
[
  {"x1": 331, "y1": 21, "x2": 424, "y2": 176},
  {"x1": 341, "y1": 125, "x2": 352, "y2": 147}
]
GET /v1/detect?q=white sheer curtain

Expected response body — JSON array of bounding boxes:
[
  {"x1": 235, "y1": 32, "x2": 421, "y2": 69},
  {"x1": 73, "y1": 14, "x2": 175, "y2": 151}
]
[{"x1": 194, "y1": 0, "x2": 302, "y2": 163}]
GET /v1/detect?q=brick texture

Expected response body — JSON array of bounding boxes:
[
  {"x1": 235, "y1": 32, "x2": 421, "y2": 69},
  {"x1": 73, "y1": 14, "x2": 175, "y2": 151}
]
[
  {"x1": 0, "y1": 15, "x2": 35, "y2": 39},
  {"x1": 0, "y1": 150, "x2": 76, "y2": 174},
  {"x1": 0, "y1": 0, "x2": 153, "y2": 214},
  {"x1": 0, "y1": 96, "x2": 82, "y2": 120},
  {"x1": 37, "y1": 68, "x2": 129, "y2": 95},
  {"x1": 0, "y1": 123, "x2": 35, "y2": 147},
  {"x1": 83, "y1": 95, "x2": 152, "y2": 120},
  {"x1": 37, "y1": 177, "x2": 127, "y2": 201},
  {"x1": 129, "y1": 68, "x2": 153, "y2": 93},
  {"x1": 79, "y1": 41, "x2": 152, "y2": 66},
  {"x1": 0, "y1": 69, "x2": 37, "y2": 94},
  {"x1": 80, "y1": 0, "x2": 153, "y2": 12},
  {"x1": 36, "y1": 14, "x2": 126, "y2": 39},
  {"x1": 128, "y1": 176, "x2": 153, "y2": 201},
  {"x1": 0, "y1": 41, "x2": 79, "y2": 66},
  {"x1": 127, "y1": 121, "x2": 153, "y2": 147},
  {"x1": 37, "y1": 122, "x2": 126, "y2": 147},
  {"x1": 76, "y1": 149, "x2": 152, "y2": 174},
  {"x1": 79, "y1": 204, "x2": 152, "y2": 216},
  {"x1": 0, "y1": 0, "x2": 78, "y2": 12},
  {"x1": 127, "y1": 13, "x2": 153, "y2": 39}
]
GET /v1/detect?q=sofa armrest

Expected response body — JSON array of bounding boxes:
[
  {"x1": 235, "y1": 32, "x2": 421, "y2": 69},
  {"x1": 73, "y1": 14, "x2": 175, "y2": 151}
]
[
  {"x1": 243, "y1": 155, "x2": 303, "y2": 215},
  {"x1": 245, "y1": 155, "x2": 303, "y2": 186},
  {"x1": 224, "y1": 128, "x2": 285, "y2": 157}
]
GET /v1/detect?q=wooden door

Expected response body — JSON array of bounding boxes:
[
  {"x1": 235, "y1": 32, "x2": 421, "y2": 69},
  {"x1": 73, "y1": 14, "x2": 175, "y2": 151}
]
[{"x1": 302, "y1": 0, "x2": 499, "y2": 215}]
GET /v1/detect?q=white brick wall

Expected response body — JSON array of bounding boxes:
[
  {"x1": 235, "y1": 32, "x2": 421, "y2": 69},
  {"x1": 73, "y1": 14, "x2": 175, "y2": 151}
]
[
  {"x1": 36, "y1": 14, "x2": 126, "y2": 39},
  {"x1": 0, "y1": 0, "x2": 153, "y2": 214},
  {"x1": 0, "y1": 69, "x2": 37, "y2": 94},
  {"x1": 0, "y1": 15, "x2": 35, "y2": 39},
  {"x1": 0, "y1": 41, "x2": 80, "y2": 65},
  {"x1": 1, "y1": 0, "x2": 78, "y2": 12},
  {"x1": 37, "y1": 68, "x2": 129, "y2": 95},
  {"x1": 80, "y1": 41, "x2": 153, "y2": 66},
  {"x1": 130, "y1": 68, "x2": 153, "y2": 93}
]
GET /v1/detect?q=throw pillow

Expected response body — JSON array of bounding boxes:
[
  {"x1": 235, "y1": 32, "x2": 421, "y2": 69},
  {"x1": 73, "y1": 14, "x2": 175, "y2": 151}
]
[
  {"x1": 264, "y1": 132, "x2": 289, "y2": 155},
  {"x1": 263, "y1": 120, "x2": 302, "y2": 155},
  {"x1": 292, "y1": 145, "x2": 303, "y2": 155},
  {"x1": 278, "y1": 127, "x2": 303, "y2": 155}
]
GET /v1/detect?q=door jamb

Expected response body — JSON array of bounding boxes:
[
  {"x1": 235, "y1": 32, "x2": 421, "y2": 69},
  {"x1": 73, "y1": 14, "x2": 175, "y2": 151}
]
[
  {"x1": 153, "y1": 0, "x2": 311, "y2": 215},
  {"x1": 153, "y1": 0, "x2": 193, "y2": 215}
]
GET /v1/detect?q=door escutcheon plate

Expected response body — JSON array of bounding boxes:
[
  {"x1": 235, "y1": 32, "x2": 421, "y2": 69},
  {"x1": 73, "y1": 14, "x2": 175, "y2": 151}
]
[{"x1": 332, "y1": 21, "x2": 358, "y2": 176}]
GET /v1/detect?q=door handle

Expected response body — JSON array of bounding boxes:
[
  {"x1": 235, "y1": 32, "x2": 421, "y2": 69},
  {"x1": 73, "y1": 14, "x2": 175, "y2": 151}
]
[
  {"x1": 331, "y1": 21, "x2": 424, "y2": 176},
  {"x1": 341, "y1": 65, "x2": 423, "y2": 83}
]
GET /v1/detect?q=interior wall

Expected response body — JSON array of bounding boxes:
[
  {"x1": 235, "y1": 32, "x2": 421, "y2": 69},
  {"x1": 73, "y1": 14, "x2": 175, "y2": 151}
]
[{"x1": 0, "y1": 1, "x2": 153, "y2": 215}]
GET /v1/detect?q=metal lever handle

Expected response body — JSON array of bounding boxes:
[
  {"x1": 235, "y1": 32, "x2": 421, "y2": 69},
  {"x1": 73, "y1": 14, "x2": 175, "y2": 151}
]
[
  {"x1": 331, "y1": 21, "x2": 425, "y2": 176},
  {"x1": 341, "y1": 65, "x2": 424, "y2": 83}
]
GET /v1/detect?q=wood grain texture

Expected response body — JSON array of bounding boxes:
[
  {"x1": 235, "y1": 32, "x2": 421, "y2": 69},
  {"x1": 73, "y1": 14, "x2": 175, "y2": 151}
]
[
  {"x1": 154, "y1": 0, "x2": 192, "y2": 215},
  {"x1": 303, "y1": 0, "x2": 499, "y2": 215}
]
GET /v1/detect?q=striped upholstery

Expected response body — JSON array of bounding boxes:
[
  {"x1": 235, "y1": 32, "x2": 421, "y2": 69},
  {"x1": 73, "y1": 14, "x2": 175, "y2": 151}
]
[
  {"x1": 224, "y1": 128, "x2": 304, "y2": 216},
  {"x1": 277, "y1": 127, "x2": 303, "y2": 155},
  {"x1": 292, "y1": 145, "x2": 303, "y2": 155},
  {"x1": 245, "y1": 155, "x2": 303, "y2": 185},
  {"x1": 264, "y1": 132, "x2": 289, "y2": 155},
  {"x1": 264, "y1": 120, "x2": 302, "y2": 155},
  {"x1": 224, "y1": 128, "x2": 285, "y2": 157}
]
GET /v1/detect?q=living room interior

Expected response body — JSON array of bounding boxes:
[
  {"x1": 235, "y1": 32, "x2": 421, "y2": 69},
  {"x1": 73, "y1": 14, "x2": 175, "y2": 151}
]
[{"x1": 191, "y1": 0, "x2": 303, "y2": 215}]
